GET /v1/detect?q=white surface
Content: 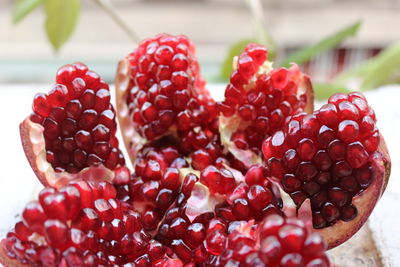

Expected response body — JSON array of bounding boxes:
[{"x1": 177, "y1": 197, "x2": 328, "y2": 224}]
[{"x1": 0, "y1": 84, "x2": 399, "y2": 266}]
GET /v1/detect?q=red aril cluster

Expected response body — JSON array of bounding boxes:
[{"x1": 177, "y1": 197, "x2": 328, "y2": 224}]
[
  {"x1": 155, "y1": 163, "x2": 283, "y2": 265},
  {"x1": 263, "y1": 92, "x2": 381, "y2": 228},
  {"x1": 1, "y1": 181, "x2": 174, "y2": 266},
  {"x1": 116, "y1": 141, "x2": 189, "y2": 231},
  {"x1": 118, "y1": 33, "x2": 217, "y2": 153},
  {"x1": 210, "y1": 215, "x2": 331, "y2": 267},
  {"x1": 29, "y1": 63, "x2": 125, "y2": 173},
  {"x1": 218, "y1": 44, "x2": 312, "y2": 166}
]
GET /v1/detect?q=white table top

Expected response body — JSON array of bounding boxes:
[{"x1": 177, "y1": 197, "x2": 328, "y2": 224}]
[{"x1": 0, "y1": 84, "x2": 399, "y2": 266}]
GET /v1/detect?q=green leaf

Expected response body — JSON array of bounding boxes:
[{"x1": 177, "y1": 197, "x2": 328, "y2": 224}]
[
  {"x1": 335, "y1": 43, "x2": 400, "y2": 90},
  {"x1": 313, "y1": 82, "x2": 350, "y2": 100},
  {"x1": 220, "y1": 39, "x2": 255, "y2": 81},
  {"x1": 13, "y1": 0, "x2": 42, "y2": 24},
  {"x1": 279, "y1": 21, "x2": 361, "y2": 68},
  {"x1": 44, "y1": 0, "x2": 80, "y2": 51}
]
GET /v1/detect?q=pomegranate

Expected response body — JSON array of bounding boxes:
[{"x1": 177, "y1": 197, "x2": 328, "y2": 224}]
[
  {"x1": 20, "y1": 63, "x2": 128, "y2": 188},
  {"x1": 0, "y1": 180, "x2": 180, "y2": 266},
  {"x1": 218, "y1": 43, "x2": 314, "y2": 167},
  {"x1": 0, "y1": 34, "x2": 391, "y2": 266},
  {"x1": 262, "y1": 92, "x2": 391, "y2": 248},
  {"x1": 115, "y1": 33, "x2": 218, "y2": 162}
]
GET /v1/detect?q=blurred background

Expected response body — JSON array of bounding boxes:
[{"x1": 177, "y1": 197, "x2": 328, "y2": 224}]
[
  {"x1": 1, "y1": 0, "x2": 400, "y2": 87},
  {"x1": 1, "y1": 2, "x2": 400, "y2": 265}
]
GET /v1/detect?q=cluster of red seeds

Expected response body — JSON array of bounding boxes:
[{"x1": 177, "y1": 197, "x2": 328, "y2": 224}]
[
  {"x1": 126, "y1": 33, "x2": 217, "y2": 149},
  {"x1": 30, "y1": 63, "x2": 125, "y2": 173},
  {"x1": 263, "y1": 92, "x2": 379, "y2": 228},
  {"x1": 213, "y1": 215, "x2": 330, "y2": 266},
  {"x1": 116, "y1": 142, "x2": 189, "y2": 231},
  {"x1": 2, "y1": 181, "x2": 171, "y2": 266},
  {"x1": 218, "y1": 44, "x2": 308, "y2": 154},
  {"x1": 151, "y1": 163, "x2": 282, "y2": 265}
]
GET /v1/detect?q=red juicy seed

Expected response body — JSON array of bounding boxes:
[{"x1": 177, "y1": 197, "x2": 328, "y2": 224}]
[
  {"x1": 94, "y1": 89, "x2": 110, "y2": 111},
  {"x1": 317, "y1": 103, "x2": 338, "y2": 127},
  {"x1": 245, "y1": 164, "x2": 266, "y2": 185},
  {"x1": 22, "y1": 202, "x2": 47, "y2": 234},
  {"x1": 41, "y1": 193, "x2": 69, "y2": 221},
  {"x1": 47, "y1": 85, "x2": 68, "y2": 107},
  {"x1": 33, "y1": 93, "x2": 51, "y2": 117},
  {"x1": 338, "y1": 120, "x2": 359, "y2": 143},
  {"x1": 205, "y1": 230, "x2": 227, "y2": 256},
  {"x1": 338, "y1": 101, "x2": 359, "y2": 120},
  {"x1": 44, "y1": 220, "x2": 70, "y2": 249}
]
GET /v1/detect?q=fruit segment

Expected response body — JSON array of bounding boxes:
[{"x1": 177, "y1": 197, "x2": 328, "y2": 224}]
[
  {"x1": 20, "y1": 63, "x2": 128, "y2": 188},
  {"x1": 115, "y1": 33, "x2": 218, "y2": 163},
  {"x1": 263, "y1": 92, "x2": 391, "y2": 248},
  {"x1": 218, "y1": 43, "x2": 314, "y2": 167},
  {"x1": 0, "y1": 181, "x2": 178, "y2": 266}
]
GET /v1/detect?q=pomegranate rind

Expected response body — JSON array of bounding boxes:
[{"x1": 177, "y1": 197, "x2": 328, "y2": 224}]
[
  {"x1": 219, "y1": 64, "x2": 314, "y2": 168},
  {"x1": 0, "y1": 245, "x2": 26, "y2": 267},
  {"x1": 115, "y1": 58, "x2": 147, "y2": 164},
  {"x1": 20, "y1": 118, "x2": 116, "y2": 188},
  {"x1": 316, "y1": 136, "x2": 391, "y2": 249}
]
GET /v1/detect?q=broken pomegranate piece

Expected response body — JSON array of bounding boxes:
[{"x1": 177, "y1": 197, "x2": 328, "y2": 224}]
[
  {"x1": 20, "y1": 63, "x2": 128, "y2": 188},
  {"x1": 263, "y1": 92, "x2": 391, "y2": 248},
  {"x1": 115, "y1": 33, "x2": 218, "y2": 162},
  {"x1": 0, "y1": 180, "x2": 179, "y2": 267},
  {"x1": 218, "y1": 43, "x2": 314, "y2": 167}
]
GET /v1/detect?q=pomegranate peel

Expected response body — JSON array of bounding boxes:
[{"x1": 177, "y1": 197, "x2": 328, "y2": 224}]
[
  {"x1": 0, "y1": 247, "x2": 23, "y2": 267},
  {"x1": 115, "y1": 58, "x2": 147, "y2": 163}
]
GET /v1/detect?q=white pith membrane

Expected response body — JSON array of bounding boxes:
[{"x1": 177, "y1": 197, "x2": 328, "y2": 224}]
[
  {"x1": 219, "y1": 58, "x2": 313, "y2": 168},
  {"x1": 20, "y1": 118, "x2": 116, "y2": 188},
  {"x1": 176, "y1": 165, "x2": 244, "y2": 223}
]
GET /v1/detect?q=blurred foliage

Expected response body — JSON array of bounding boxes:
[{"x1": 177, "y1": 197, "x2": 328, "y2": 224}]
[
  {"x1": 13, "y1": 0, "x2": 42, "y2": 24},
  {"x1": 279, "y1": 21, "x2": 361, "y2": 68},
  {"x1": 313, "y1": 43, "x2": 400, "y2": 99},
  {"x1": 44, "y1": 0, "x2": 80, "y2": 51},
  {"x1": 11, "y1": 0, "x2": 400, "y2": 96},
  {"x1": 12, "y1": 0, "x2": 134, "y2": 51}
]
